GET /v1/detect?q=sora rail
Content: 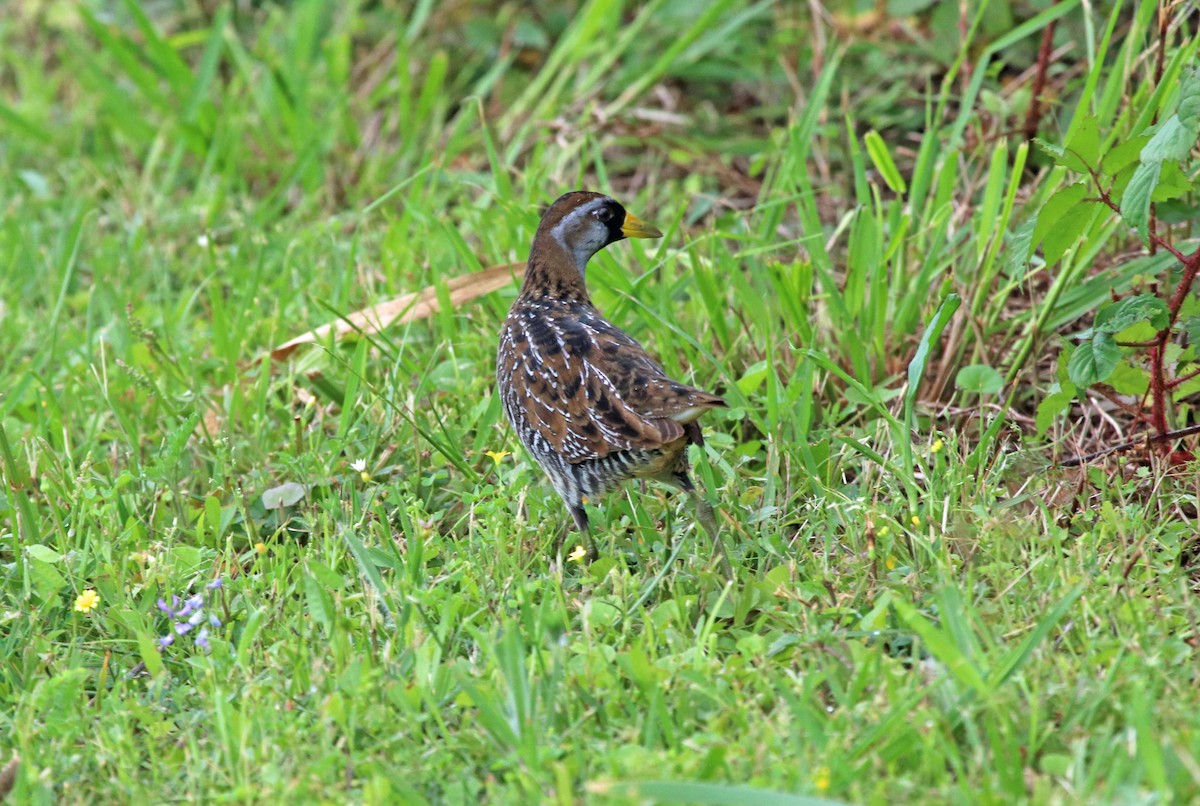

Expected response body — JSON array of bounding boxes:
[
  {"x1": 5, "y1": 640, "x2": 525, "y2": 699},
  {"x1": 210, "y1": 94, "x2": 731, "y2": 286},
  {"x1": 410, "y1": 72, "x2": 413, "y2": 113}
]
[{"x1": 496, "y1": 191, "x2": 732, "y2": 576}]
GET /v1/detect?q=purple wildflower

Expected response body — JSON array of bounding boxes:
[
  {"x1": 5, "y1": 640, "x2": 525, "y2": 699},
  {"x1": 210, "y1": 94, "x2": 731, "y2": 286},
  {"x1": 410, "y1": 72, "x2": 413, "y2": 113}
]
[{"x1": 157, "y1": 577, "x2": 224, "y2": 653}]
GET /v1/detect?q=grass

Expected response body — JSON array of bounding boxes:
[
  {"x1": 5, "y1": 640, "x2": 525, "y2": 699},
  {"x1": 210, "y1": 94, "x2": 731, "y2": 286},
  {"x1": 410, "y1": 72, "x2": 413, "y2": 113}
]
[{"x1": 2, "y1": 0, "x2": 1199, "y2": 803}]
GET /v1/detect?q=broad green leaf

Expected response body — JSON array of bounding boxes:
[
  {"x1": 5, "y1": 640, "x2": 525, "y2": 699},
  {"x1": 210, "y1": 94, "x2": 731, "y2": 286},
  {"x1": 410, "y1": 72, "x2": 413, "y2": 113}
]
[
  {"x1": 1107, "y1": 361, "x2": 1150, "y2": 396},
  {"x1": 137, "y1": 631, "x2": 166, "y2": 678},
  {"x1": 1120, "y1": 161, "x2": 1158, "y2": 241},
  {"x1": 26, "y1": 544, "x2": 63, "y2": 563},
  {"x1": 1004, "y1": 217, "x2": 1036, "y2": 277},
  {"x1": 955, "y1": 364, "x2": 1004, "y2": 395},
  {"x1": 1043, "y1": 201, "x2": 1095, "y2": 265},
  {"x1": 1152, "y1": 160, "x2": 1191, "y2": 201},
  {"x1": 864, "y1": 130, "x2": 907, "y2": 194},
  {"x1": 1094, "y1": 294, "x2": 1169, "y2": 333},
  {"x1": 1141, "y1": 117, "x2": 1193, "y2": 163},
  {"x1": 1102, "y1": 135, "x2": 1151, "y2": 175},
  {"x1": 1063, "y1": 115, "x2": 1100, "y2": 172},
  {"x1": 1036, "y1": 391, "x2": 1072, "y2": 435},
  {"x1": 1033, "y1": 183, "x2": 1087, "y2": 247},
  {"x1": 30, "y1": 559, "x2": 68, "y2": 599},
  {"x1": 1114, "y1": 321, "x2": 1158, "y2": 343},
  {"x1": 736, "y1": 360, "x2": 769, "y2": 395},
  {"x1": 1067, "y1": 333, "x2": 1122, "y2": 387}
]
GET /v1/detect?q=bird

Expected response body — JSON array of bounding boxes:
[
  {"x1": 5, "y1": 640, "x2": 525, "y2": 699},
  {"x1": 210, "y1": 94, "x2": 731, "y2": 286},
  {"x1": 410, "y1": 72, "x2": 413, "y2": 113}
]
[{"x1": 496, "y1": 190, "x2": 732, "y2": 577}]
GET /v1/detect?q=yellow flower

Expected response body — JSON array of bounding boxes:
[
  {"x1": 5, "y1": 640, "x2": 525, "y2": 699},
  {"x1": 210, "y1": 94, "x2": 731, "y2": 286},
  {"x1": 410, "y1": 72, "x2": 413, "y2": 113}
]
[
  {"x1": 74, "y1": 589, "x2": 100, "y2": 613},
  {"x1": 886, "y1": 555, "x2": 897, "y2": 570},
  {"x1": 911, "y1": 515, "x2": 922, "y2": 527},
  {"x1": 255, "y1": 542, "x2": 267, "y2": 555},
  {"x1": 484, "y1": 450, "x2": 511, "y2": 465},
  {"x1": 877, "y1": 526, "x2": 890, "y2": 537},
  {"x1": 567, "y1": 545, "x2": 587, "y2": 563},
  {"x1": 931, "y1": 438, "x2": 944, "y2": 453},
  {"x1": 813, "y1": 766, "x2": 831, "y2": 793}
]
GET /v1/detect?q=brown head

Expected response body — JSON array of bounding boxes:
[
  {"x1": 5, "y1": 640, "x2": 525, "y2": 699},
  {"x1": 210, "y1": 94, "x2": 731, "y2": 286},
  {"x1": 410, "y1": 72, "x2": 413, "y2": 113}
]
[{"x1": 521, "y1": 191, "x2": 662, "y2": 299}]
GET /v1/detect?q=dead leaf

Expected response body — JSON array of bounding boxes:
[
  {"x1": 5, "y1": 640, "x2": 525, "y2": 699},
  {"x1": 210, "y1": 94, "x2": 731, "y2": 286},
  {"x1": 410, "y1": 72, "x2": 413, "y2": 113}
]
[
  {"x1": 261, "y1": 481, "x2": 309, "y2": 510},
  {"x1": 269, "y1": 262, "x2": 525, "y2": 361},
  {"x1": 0, "y1": 754, "x2": 17, "y2": 802}
]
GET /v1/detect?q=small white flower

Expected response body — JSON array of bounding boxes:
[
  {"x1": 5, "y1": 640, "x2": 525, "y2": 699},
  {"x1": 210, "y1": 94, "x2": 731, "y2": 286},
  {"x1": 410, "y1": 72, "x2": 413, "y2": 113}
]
[
  {"x1": 197, "y1": 233, "x2": 210, "y2": 248},
  {"x1": 350, "y1": 459, "x2": 367, "y2": 473}
]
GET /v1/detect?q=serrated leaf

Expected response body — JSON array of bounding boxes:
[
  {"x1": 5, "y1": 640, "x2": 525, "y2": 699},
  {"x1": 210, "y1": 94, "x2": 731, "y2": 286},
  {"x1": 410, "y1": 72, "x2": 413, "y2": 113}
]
[
  {"x1": 1043, "y1": 201, "x2": 1095, "y2": 265},
  {"x1": 1141, "y1": 117, "x2": 1192, "y2": 163},
  {"x1": 1152, "y1": 161, "x2": 1190, "y2": 201},
  {"x1": 1095, "y1": 294, "x2": 1169, "y2": 333},
  {"x1": 1107, "y1": 361, "x2": 1149, "y2": 396},
  {"x1": 955, "y1": 364, "x2": 1004, "y2": 395},
  {"x1": 1110, "y1": 162, "x2": 1138, "y2": 203},
  {"x1": 1179, "y1": 67, "x2": 1200, "y2": 127},
  {"x1": 1122, "y1": 161, "x2": 1159, "y2": 242},
  {"x1": 1033, "y1": 183, "x2": 1088, "y2": 247},
  {"x1": 1067, "y1": 333, "x2": 1122, "y2": 388},
  {"x1": 1102, "y1": 135, "x2": 1152, "y2": 175},
  {"x1": 1034, "y1": 138, "x2": 1066, "y2": 160},
  {"x1": 1114, "y1": 321, "x2": 1159, "y2": 343},
  {"x1": 1063, "y1": 115, "x2": 1100, "y2": 172},
  {"x1": 1004, "y1": 217, "x2": 1037, "y2": 277}
]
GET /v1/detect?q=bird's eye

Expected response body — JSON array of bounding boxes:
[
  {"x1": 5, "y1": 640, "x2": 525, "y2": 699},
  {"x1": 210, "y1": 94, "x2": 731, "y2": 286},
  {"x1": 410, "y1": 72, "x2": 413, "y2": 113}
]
[{"x1": 595, "y1": 207, "x2": 613, "y2": 223}]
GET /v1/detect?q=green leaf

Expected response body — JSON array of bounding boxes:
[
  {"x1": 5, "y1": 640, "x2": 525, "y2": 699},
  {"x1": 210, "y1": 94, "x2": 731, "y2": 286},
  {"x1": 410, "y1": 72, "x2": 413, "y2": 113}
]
[
  {"x1": 955, "y1": 364, "x2": 1004, "y2": 395},
  {"x1": 1179, "y1": 66, "x2": 1200, "y2": 127},
  {"x1": 1102, "y1": 135, "x2": 1151, "y2": 175},
  {"x1": 136, "y1": 631, "x2": 166, "y2": 678},
  {"x1": 1152, "y1": 161, "x2": 1190, "y2": 201},
  {"x1": 1141, "y1": 117, "x2": 1193, "y2": 163},
  {"x1": 1033, "y1": 138, "x2": 1065, "y2": 161},
  {"x1": 1094, "y1": 294, "x2": 1169, "y2": 333},
  {"x1": 30, "y1": 559, "x2": 67, "y2": 599},
  {"x1": 864, "y1": 130, "x2": 907, "y2": 194},
  {"x1": 1063, "y1": 115, "x2": 1100, "y2": 172},
  {"x1": 736, "y1": 360, "x2": 769, "y2": 395},
  {"x1": 1183, "y1": 316, "x2": 1200, "y2": 346},
  {"x1": 1036, "y1": 391, "x2": 1072, "y2": 435},
  {"x1": 25, "y1": 544, "x2": 63, "y2": 563},
  {"x1": 1108, "y1": 361, "x2": 1149, "y2": 396},
  {"x1": 1043, "y1": 201, "x2": 1095, "y2": 265},
  {"x1": 905, "y1": 294, "x2": 961, "y2": 424},
  {"x1": 1004, "y1": 218, "x2": 1036, "y2": 278},
  {"x1": 304, "y1": 572, "x2": 335, "y2": 633},
  {"x1": 1120, "y1": 161, "x2": 1158, "y2": 242},
  {"x1": 1067, "y1": 333, "x2": 1122, "y2": 387},
  {"x1": 1032, "y1": 183, "x2": 1088, "y2": 248}
]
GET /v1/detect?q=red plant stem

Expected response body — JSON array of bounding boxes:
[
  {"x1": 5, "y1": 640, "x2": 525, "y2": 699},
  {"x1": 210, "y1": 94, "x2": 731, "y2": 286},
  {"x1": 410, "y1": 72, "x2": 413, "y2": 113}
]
[
  {"x1": 1167, "y1": 365, "x2": 1200, "y2": 390},
  {"x1": 1024, "y1": 20, "x2": 1058, "y2": 141},
  {"x1": 1148, "y1": 344, "x2": 1169, "y2": 436},
  {"x1": 1163, "y1": 248, "x2": 1200, "y2": 333}
]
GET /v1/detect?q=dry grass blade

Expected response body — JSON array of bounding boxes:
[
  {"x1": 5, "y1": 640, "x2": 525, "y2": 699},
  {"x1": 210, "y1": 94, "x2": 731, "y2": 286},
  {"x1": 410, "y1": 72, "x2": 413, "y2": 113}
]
[{"x1": 269, "y1": 262, "x2": 526, "y2": 361}]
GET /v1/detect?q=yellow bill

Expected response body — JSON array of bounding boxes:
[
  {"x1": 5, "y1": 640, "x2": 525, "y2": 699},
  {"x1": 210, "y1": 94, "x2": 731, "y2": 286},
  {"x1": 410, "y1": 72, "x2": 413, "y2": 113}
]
[{"x1": 621, "y1": 212, "x2": 663, "y2": 239}]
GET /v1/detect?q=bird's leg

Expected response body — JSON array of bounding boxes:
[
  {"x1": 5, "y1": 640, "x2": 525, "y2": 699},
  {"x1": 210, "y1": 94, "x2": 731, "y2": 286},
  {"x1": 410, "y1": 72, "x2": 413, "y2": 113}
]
[
  {"x1": 569, "y1": 503, "x2": 599, "y2": 562},
  {"x1": 674, "y1": 472, "x2": 733, "y2": 579}
]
